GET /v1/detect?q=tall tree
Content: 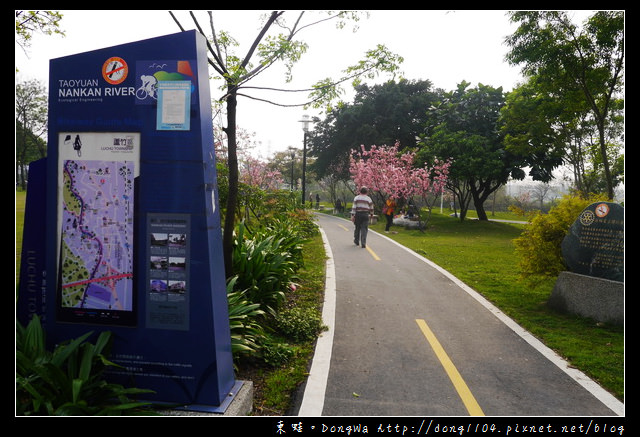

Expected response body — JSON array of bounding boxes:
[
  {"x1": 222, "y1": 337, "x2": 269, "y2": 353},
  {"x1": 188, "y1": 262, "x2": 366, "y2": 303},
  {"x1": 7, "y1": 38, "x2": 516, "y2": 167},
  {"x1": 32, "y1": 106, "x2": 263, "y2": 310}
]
[
  {"x1": 500, "y1": 75, "x2": 624, "y2": 196},
  {"x1": 505, "y1": 11, "x2": 624, "y2": 199},
  {"x1": 16, "y1": 79, "x2": 48, "y2": 189},
  {"x1": 170, "y1": 11, "x2": 402, "y2": 277},
  {"x1": 499, "y1": 77, "x2": 571, "y2": 182},
  {"x1": 418, "y1": 82, "x2": 522, "y2": 221},
  {"x1": 309, "y1": 79, "x2": 440, "y2": 180}
]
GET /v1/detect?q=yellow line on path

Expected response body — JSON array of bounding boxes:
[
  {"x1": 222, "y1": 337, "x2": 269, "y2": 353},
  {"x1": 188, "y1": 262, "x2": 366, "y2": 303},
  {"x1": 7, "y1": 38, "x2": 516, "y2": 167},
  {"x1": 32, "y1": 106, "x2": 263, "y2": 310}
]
[
  {"x1": 366, "y1": 246, "x2": 381, "y2": 260},
  {"x1": 337, "y1": 223, "x2": 380, "y2": 260},
  {"x1": 415, "y1": 319, "x2": 485, "y2": 416}
]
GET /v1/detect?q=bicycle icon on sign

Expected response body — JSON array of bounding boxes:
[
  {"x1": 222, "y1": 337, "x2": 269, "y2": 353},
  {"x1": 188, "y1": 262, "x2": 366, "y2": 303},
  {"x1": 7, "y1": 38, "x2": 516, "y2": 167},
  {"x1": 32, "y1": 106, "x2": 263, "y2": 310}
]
[{"x1": 136, "y1": 75, "x2": 158, "y2": 101}]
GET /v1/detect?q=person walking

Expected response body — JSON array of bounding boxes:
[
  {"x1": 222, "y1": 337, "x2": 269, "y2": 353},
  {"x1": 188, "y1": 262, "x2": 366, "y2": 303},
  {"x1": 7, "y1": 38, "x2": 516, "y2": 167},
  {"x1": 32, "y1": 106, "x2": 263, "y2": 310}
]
[
  {"x1": 383, "y1": 196, "x2": 396, "y2": 232},
  {"x1": 351, "y1": 186, "x2": 374, "y2": 248}
]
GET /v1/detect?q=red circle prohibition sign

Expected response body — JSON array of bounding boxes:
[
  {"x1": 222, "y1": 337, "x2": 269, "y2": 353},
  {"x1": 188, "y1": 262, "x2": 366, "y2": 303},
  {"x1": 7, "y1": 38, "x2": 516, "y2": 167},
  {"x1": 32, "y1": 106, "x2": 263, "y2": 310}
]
[{"x1": 102, "y1": 57, "x2": 128, "y2": 85}]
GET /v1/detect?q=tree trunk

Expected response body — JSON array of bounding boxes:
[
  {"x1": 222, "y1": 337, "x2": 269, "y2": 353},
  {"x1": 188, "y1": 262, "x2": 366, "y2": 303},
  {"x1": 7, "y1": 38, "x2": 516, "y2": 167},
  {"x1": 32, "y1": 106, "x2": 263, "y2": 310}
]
[
  {"x1": 223, "y1": 89, "x2": 238, "y2": 278},
  {"x1": 598, "y1": 124, "x2": 614, "y2": 200},
  {"x1": 469, "y1": 183, "x2": 488, "y2": 221},
  {"x1": 455, "y1": 188, "x2": 472, "y2": 222},
  {"x1": 471, "y1": 180, "x2": 501, "y2": 221},
  {"x1": 475, "y1": 200, "x2": 488, "y2": 221}
]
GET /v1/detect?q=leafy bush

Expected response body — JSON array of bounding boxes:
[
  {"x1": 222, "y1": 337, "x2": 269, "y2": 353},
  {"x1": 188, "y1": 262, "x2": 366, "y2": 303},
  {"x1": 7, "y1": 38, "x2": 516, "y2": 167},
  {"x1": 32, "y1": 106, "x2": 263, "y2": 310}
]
[
  {"x1": 260, "y1": 338, "x2": 296, "y2": 367},
  {"x1": 262, "y1": 217, "x2": 306, "y2": 268},
  {"x1": 228, "y1": 187, "x2": 321, "y2": 367},
  {"x1": 16, "y1": 315, "x2": 153, "y2": 416},
  {"x1": 232, "y1": 222, "x2": 299, "y2": 315},
  {"x1": 283, "y1": 207, "x2": 319, "y2": 240},
  {"x1": 274, "y1": 307, "x2": 326, "y2": 343},
  {"x1": 512, "y1": 193, "x2": 609, "y2": 283}
]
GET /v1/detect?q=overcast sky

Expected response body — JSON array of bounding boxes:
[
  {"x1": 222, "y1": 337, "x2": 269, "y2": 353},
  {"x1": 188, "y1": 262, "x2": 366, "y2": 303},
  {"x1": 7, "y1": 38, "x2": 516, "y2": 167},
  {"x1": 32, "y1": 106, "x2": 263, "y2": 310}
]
[{"x1": 16, "y1": 10, "x2": 594, "y2": 158}]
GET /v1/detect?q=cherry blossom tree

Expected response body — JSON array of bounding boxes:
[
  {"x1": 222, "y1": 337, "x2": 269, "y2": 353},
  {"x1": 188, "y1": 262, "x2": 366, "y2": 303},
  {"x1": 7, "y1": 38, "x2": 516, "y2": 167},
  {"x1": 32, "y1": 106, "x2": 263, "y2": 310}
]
[
  {"x1": 239, "y1": 155, "x2": 284, "y2": 191},
  {"x1": 349, "y1": 142, "x2": 450, "y2": 222}
]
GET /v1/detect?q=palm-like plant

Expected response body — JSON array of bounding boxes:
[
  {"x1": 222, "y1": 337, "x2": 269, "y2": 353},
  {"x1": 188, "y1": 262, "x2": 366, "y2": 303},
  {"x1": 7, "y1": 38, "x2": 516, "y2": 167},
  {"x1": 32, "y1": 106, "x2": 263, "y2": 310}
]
[{"x1": 16, "y1": 315, "x2": 154, "y2": 416}]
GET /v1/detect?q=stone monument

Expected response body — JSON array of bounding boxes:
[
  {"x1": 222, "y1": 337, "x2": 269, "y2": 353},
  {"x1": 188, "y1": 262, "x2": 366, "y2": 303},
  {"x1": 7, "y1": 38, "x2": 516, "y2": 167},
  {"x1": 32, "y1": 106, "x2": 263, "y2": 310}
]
[
  {"x1": 548, "y1": 202, "x2": 624, "y2": 325},
  {"x1": 561, "y1": 201, "x2": 624, "y2": 282}
]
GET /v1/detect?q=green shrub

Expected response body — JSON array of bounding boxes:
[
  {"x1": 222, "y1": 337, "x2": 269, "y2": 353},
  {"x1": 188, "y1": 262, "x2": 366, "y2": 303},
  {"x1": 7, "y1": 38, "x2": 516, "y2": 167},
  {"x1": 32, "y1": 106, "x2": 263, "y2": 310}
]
[
  {"x1": 262, "y1": 217, "x2": 306, "y2": 269},
  {"x1": 512, "y1": 193, "x2": 609, "y2": 283},
  {"x1": 227, "y1": 187, "x2": 321, "y2": 367},
  {"x1": 284, "y1": 207, "x2": 319, "y2": 240},
  {"x1": 232, "y1": 222, "x2": 299, "y2": 315},
  {"x1": 274, "y1": 307, "x2": 326, "y2": 343},
  {"x1": 260, "y1": 338, "x2": 296, "y2": 367},
  {"x1": 16, "y1": 315, "x2": 154, "y2": 416}
]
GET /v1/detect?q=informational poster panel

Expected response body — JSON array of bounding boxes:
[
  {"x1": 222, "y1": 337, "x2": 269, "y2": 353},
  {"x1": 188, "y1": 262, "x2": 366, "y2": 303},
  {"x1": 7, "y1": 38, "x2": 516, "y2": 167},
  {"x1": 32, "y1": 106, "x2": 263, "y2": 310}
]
[
  {"x1": 157, "y1": 81, "x2": 191, "y2": 130},
  {"x1": 146, "y1": 213, "x2": 190, "y2": 330}
]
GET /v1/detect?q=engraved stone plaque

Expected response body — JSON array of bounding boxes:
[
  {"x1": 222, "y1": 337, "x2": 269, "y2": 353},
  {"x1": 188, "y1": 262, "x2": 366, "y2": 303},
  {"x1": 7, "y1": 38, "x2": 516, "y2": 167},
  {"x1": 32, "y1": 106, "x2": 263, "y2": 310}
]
[{"x1": 561, "y1": 202, "x2": 624, "y2": 282}]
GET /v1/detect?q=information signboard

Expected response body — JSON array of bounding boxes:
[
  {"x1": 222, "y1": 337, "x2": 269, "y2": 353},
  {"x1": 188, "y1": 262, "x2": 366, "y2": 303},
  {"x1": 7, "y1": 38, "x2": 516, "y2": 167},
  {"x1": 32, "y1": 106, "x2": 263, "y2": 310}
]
[{"x1": 18, "y1": 30, "x2": 236, "y2": 411}]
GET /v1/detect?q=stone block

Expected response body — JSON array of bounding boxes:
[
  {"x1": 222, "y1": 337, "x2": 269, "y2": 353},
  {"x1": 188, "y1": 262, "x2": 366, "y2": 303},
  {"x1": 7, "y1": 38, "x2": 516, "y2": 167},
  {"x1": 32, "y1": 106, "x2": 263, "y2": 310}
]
[{"x1": 549, "y1": 271, "x2": 624, "y2": 325}]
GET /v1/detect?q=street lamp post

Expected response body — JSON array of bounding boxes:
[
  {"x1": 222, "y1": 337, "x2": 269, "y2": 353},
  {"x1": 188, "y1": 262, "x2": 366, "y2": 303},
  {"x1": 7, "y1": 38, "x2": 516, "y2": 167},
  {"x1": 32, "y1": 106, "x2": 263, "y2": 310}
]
[
  {"x1": 298, "y1": 114, "x2": 311, "y2": 206},
  {"x1": 288, "y1": 147, "x2": 296, "y2": 191}
]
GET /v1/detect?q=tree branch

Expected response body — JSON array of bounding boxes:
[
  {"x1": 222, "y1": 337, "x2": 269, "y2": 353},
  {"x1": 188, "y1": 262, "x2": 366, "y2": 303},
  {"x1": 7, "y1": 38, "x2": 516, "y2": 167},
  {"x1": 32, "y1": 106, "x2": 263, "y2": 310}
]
[
  {"x1": 169, "y1": 10, "x2": 227, "y2": 77},
  {"x1": 208, "y1": 11, "x2": 226, "y2": 68},
  {"x1": 234, "y1": 11, "x2": 286, "y2": 85}
]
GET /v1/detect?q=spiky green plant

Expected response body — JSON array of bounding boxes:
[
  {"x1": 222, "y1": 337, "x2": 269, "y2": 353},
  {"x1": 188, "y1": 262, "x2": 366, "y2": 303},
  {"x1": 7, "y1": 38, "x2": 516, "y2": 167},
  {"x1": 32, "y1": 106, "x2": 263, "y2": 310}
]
[
  {"x1": 16, "y1": 315, "x2": 154, "y2": 416},
  {"x1": 226, "y1": 275, "x2": 266, "y2": 360},
  {"x1": 232, "y1": 222, "x2": 298, "y2": 315}
]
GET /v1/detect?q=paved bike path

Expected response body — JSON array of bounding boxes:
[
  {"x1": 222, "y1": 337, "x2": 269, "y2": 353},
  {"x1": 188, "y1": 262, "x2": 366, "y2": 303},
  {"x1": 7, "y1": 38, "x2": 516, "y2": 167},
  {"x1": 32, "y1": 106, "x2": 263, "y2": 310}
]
[{"x1": 295, "y1": 213, "x2": 623, "y2": 417}]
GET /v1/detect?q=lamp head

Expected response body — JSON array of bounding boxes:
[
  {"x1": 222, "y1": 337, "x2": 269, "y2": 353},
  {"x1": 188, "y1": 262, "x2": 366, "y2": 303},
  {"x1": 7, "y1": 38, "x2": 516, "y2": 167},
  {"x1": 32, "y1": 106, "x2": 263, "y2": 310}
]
[{"x1": 298, "y1": 114, "x2": 311, "y2": 132}]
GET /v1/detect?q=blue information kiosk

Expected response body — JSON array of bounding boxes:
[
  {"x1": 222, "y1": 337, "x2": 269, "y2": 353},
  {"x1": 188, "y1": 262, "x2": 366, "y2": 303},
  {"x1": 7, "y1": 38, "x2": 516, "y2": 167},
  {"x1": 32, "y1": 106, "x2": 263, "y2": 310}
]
[{"x1": 17, "y1": 30, "x2": 238, "y2": 412}]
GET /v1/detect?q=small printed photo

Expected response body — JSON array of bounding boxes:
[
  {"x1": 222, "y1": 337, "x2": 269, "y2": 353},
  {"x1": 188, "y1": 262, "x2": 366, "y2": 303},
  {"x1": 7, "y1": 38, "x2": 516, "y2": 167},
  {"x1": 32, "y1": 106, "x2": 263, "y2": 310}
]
[
  {"x1": 151, "y1": 233, "x2": 168, "y2": 247},
  {"x1": 168, "y1": 280, "x2": 186, "y2": 294},
  {"x1": 169, "y1": 256, "x2": 186, "y2": 271},
  {"x1": 150, "y1": 256, "x2": 168, "y2": 270},
  {"x1": 169, "y1": 233, "x2": 187, "y2": 248},
  {"x1": 150, "y1": 279, "x2": 168, "y2": 293}
]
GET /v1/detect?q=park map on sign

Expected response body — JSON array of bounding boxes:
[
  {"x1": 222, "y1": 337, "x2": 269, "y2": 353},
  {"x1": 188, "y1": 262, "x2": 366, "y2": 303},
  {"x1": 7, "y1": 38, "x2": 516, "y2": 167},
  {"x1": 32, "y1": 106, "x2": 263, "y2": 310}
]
[{"x1": 60, "y1": 160, "x2": 134, "y2": 311}]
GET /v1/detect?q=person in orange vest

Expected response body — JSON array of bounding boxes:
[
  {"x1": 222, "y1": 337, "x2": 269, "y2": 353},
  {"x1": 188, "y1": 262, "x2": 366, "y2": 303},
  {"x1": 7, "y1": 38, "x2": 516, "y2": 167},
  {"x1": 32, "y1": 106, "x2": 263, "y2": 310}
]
[{"x1": 383, "y1": 196, "x2": 396, "y2": 232}]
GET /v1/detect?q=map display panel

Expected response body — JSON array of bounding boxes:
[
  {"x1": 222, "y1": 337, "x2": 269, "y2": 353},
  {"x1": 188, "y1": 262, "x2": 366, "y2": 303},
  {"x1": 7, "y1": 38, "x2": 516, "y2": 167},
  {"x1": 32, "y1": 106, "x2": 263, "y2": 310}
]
[{"x1": 57, "y1": 132, "x2": 140, "y2": 325}]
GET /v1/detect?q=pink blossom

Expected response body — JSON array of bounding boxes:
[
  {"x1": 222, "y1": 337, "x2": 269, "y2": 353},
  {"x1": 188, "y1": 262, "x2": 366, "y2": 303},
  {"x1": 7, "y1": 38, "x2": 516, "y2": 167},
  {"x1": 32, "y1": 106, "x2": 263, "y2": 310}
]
[
  {"x1": 349, "y1": 142, "x2": 451, "y2": 202},
  {"x1": 239, "y1": 155, "x2": 284, "y2": 190}
]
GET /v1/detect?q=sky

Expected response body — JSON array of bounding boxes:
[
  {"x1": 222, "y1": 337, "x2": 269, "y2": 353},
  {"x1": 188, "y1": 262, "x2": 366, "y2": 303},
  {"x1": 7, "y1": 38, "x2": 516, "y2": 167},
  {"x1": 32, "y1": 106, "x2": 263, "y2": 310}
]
[{"x1": 16, "y1": 10, "x2": 594, "y2": 159}]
